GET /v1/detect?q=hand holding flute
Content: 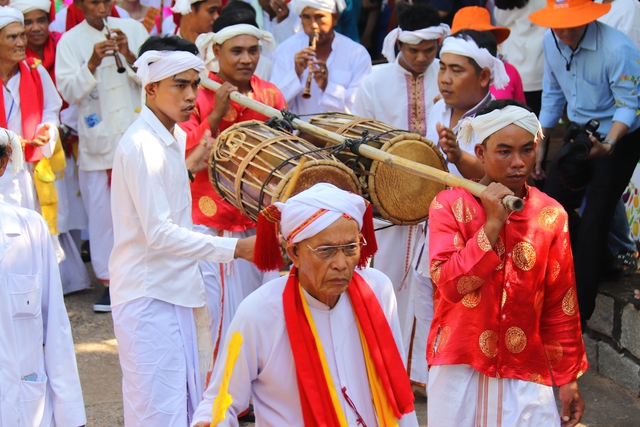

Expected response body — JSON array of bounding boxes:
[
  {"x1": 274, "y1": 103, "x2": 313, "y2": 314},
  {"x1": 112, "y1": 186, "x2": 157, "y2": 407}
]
[
  {"x1": 301, "y1": 32, "x2": 319, "y2": 99},
  {"x1": 101, "y1": 19, "x2": 134, "y2": 73}
]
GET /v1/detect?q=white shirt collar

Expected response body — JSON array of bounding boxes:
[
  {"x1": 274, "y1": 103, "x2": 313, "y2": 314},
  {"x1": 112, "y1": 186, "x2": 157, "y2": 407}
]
[{"x1": 139, "y1": 105, "x2": 178, "y2": 147}]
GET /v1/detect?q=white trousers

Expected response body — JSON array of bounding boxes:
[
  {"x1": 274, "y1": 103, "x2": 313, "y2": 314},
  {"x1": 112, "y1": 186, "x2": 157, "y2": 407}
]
[
  {"x1": 427, "y1": 364, "x2": 561, "y2": 427},
  {"x1": 113, "y1": 297, "x2": 203, "y2": 427},
  {"x1": 78, "y1": 169, "x2": 113, "y2": 281}
]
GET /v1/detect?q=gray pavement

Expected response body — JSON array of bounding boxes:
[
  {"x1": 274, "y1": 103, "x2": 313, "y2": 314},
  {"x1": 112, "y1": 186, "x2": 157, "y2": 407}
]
[{"x1": 66, "y1": 281, "x2": 640, "y2": 426}]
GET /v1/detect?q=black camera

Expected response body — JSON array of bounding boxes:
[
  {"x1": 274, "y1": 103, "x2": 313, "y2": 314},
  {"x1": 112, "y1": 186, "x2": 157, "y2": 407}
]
[{"x1": 563, "y1": 119, "x2": 602, "y2": 160}]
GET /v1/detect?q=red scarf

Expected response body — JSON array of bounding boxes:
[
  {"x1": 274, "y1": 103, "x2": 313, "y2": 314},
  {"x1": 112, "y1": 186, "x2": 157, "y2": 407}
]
[
  {"x1": 0, "y1": 59, "x2": 44, "y2": 162},
  {"x1": 25, "y1": 32, "x2": 61, "y2": 84},
  {"x1": 283, "y1": 268, "x2": 415, "y2": 426},
  {"x1": 66, "y1": 3, "x2": 120, "y2": 31}
]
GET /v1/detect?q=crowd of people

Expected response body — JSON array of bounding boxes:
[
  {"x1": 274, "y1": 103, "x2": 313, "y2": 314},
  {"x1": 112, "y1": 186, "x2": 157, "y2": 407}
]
[{"x1": 1, "y1": 0, "x2": 639, "y2": 426}]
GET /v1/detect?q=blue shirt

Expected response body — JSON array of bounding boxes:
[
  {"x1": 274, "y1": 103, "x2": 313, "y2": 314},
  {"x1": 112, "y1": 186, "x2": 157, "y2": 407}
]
[{"x1": 539, "y1": 22, "x2": 640, "y2": 135}]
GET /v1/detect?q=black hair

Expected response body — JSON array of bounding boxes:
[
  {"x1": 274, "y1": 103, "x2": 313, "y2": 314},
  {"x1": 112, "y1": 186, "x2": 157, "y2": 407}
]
[
  {"x1": 447, "y1": 30, "x2": 497, "y2": 72},
  {"x1": 138, "y1": 35, "x2": 199, "y2": 57},
  {"x1": 397, "y1": 3, "x2": 441, "y2": 31},
  {"x1": 192, "y1": 0, "x2": 206, "y2": 12},
  {"x1": 0, "y1": 143, "x2": 7, "y2": 160},
  {"x1": 494, "y1": 0, "x2": 530, "y2": 11},
  {"x1": 212, "y1": 3, "x2": 259, "y2": 32},
  {"x1": 477, "y1": 99, "x2": 533, "y2": 117}
]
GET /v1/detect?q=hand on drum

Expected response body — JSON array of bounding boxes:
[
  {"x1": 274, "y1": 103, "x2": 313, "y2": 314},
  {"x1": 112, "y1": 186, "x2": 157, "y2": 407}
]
[
  {"x1": 210, "y1": 82, "x2": 238, "y2": 128},
  {"x1": 234, "y1": 235, "x2": 256, "y2": 262},
  {"x1": 294, "y1": 46, "x2": 317, "y2": 77},
  {"x1": 185, "y1": 129, "x2": 214, "y2": 175},
  {"x1": 480, "y1": 182, "x2": 513, "y2": 244},
  {"x1": 310, "y1": 60, "x2": 328, "y2": 91},
  {"x1": 436, "y1": 122, "x2": 461, "y2": 164}
]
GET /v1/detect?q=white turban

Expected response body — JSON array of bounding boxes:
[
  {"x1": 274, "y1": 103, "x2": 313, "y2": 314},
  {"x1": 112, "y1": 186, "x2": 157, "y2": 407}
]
[
  {"x1": 134, "y1": 50, "x2": 205, "y2": 87},
  {"x1": 457, "y1": 105, "x2": 543, "y2": 147},
  {"x1": 440, "y1": 36, "x2": 509, "y2": 90},
  {"x1": 0, "y1": 128, "x2": 24, "y2": 175},
  {"x1": 197, "y1": 24, "x2": 276, "y2": 60},
  {"x1": 291, "y1": 0, "x2": 346, "y2": 16},
  {"x1": 10, "y1": 0, "x2": 51, "y2": 14},
  {"x1": 382, "y1": 24, "x2": 451, "y2": 63},
  {"x1": 171, "y1": 0, "x2": 200, "y2": 15},
  {"x1": 275, "y1": 183, "x2": 366, "y2": 243},
  {"x1": 0, "y1": 6, "x2": 24, "y2": 31}
]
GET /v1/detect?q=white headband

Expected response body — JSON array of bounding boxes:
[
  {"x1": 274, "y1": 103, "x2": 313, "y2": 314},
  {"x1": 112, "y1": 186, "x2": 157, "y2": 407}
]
[
  {"x1": 134, "y1": 50, "x2": 205, "y2": 87},
  {"x1": 0, "y1": 128, "x2": 24, "y2": 175},
  {"x1": 207, "y1": 24, "x2": 276, "y2": 55},
  {"x1": 171, "y1": 0, "x2": 200, "y2": 15},
  {"x1": 382, "y1": 24, "x2": 451, "y2": 62},
  {"x1": 0, "y1": 6, "x2": 24, "y2": 30},
  {"x1": 457, "y1": 105, "x2": 543, "y2": 147},
  {"x1": 440, "y1": 36, "x2": 509, "y2": 90},
  {"x1": 291, "y1": 0, "x2": 346, "y2": 16},
  {"x1": 10, "y1": 0, "x2": 51, "y2": 14}
]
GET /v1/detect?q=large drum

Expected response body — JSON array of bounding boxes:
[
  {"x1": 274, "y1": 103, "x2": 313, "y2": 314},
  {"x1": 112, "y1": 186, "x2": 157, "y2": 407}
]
[
  {"x1": 209, "y1": 120, "x2": 361, "y2": 221},
  {"x1": 300, "y1": 113, "x2": 448, "y2": 225}
]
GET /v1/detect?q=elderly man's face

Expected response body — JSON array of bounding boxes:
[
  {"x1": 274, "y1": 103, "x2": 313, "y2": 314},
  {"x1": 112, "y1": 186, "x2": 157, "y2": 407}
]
[
  {"x1": 23, "y1": 9, "x2": 50, "y2": 50},
  {"x1": 438, "y1": 52, "x2": 490, "y2": 111},
  {"x1": 0, "y1": 22, "x2": 27, "y2": 66},
  {"x1": 300, "y1": 7, "x2": 337, "y2": 43},
  {"x1": 287, "y1": 216, "x2": 361, "y2": 308}
]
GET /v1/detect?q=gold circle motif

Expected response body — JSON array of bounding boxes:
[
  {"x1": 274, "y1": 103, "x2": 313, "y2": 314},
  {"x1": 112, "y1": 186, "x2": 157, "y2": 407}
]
[
  {"x1": 479, "y1": 330, "x2": 499, "y2": 358},
  {"x1": 538, "y1": 206, "x2": 561, "y2": 231},
  {"x1": 430, "y1": 260, "x2": 443, "y2": 283},
  {"x1": 545, "y1": 340, "x2": 564, "y2": 366},
  {"x1": 501, "y1": 289, "x2": 507, "y2": 308},
  {"x1": 457, "y1": 275, "x2": 484, "y2": 294},
  {"x1": 430, "y1": 197, "x2": 443, "y2": 210},
  {"x1": 462, "y1": 289, "x2": 481, "y2": 308},
  {"x1": 452, "y1": 197, "x2": 475, "y2": 223},
  {"x1": 477, "y1": 227, "x2": 492, "y2": 252},
  {"x1": 513, "y1": 241, "x2": 536, "y2": 271},
  {"x1": 198, "y1": 196, "x2": 217, "y2": 217},
  {"x1": 437, "y1": 325, "x2": 451, "y2": 354},
  {"x1": 550, "y1": 260, "x2": 561, "y2": 283},
  {"x1": 495, "y1": 236, "x2": 505, "y2": 270},
  {"x1": 505, "y1": 327, "x2": 527, "y2": 353},
  {"x1": 563, "y1": 218, "x2": 569, "y2": 233},
  {"x1": 529, "y1": 373, "x2": 546, "y2": 385},
  {"x1": 562, "y1": 238, "x2": 569, "y2": 258},
  {"x1": 562, "y1": 288, "x2": 577, "y2": 316},
  {"x1": 453, "y1": 231, "x2": 465, "y2": 250},
  {"x1": 222, "y1": 107, "x2": 238, "y2": 122}
]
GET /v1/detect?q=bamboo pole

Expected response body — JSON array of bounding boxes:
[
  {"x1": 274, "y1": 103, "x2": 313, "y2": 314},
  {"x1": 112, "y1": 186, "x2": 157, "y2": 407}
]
[{"x1": 200, "y1": 76, "x2": 524, "y2": 212}]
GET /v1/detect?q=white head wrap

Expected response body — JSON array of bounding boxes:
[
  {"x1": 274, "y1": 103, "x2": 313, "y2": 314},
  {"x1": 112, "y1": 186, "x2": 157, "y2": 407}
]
[
  {"x1": 275, "y1": 183, "x2": 365, "y2": 243},
  {"x1": 10, "y1": 0, "x2": 51, "y2": 14},
  {"x1": 291, "y1": 0, "x2": 346, "y2": 16},
  {"x1": 0, "y1": 6, "x2": 24, "y2": 31},
  {"x1": 134, "y1": 50, "x2": 205, "y2": 87},
  {"x1": 382, "y1": 24, "x2": 451, "y2": 63},
  {"x1": 440, "y1": 36, "x2": 509, "y2": 90},
  {"x1": 171, "y1": 0, "x2": 200, "y2": 15},
  {"x1": 0, "y1": 128, "x2": 24, "y2": 175},
  {"x1": 457, "y1": 105, "x2": 543, "y2": 147},
  {"x1": 199, "y1": 24, "x2": 276, "y2": 57}
]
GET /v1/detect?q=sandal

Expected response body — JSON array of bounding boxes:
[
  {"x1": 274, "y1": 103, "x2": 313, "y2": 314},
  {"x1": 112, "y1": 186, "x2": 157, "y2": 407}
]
[{"x1": 614, "y1": 251, "x2": 639, "y2": 276}]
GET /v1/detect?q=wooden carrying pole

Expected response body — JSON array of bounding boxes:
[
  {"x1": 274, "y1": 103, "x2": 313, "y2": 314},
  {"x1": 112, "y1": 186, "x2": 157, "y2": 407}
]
[{"x1": 200, "y1": 76, "x2": 524, "y2": 212}]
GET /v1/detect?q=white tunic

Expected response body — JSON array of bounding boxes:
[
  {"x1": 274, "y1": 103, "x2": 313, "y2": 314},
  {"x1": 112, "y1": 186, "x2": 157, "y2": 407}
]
[
  {"x1": 109, "y1": 106, "x2": 238, "y2": 308},
  {"x1": 261, "y1": 10, "x2": 302, "y2": 45},
  {"x1": 0, "y1": 63, "x2": 61, "y2": 209},
  {"x1": 55, "y1": 17, "x2": 149, "y2": 172},
  {"x1": 352, "y1": 58, "x2": 440, "y2": 134},
  {"x1": 0, "y1": 201, "x2": 85, "y2": 427},
  {"x1": 191, "y1": 268, "x2": 420, "y2": 427},
  {"x1": 49, "y1": 5, "x2": 131, "y2": 33},
  {"x1": 270, "y1": 31, "x2": 371, "y2": 115}
]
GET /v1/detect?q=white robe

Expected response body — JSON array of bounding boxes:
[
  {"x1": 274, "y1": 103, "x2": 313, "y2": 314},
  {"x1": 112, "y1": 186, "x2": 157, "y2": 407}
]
[
  {"x1": 49, "y1": 5, "x2": 131, "y2": 33},
  {"x1": 191, "y1": 268, "x2": 420, "y2": 427},
  {"x1": 0, "y1": 201, "x2": 85, "y2": 427},
  {"x1": 270, "y1": 31, "x2": 371, "y2": 115}
]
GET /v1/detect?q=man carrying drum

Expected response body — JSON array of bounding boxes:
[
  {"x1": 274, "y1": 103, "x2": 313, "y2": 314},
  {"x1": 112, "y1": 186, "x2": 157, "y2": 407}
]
[
  {"x1": 351, "y1": 2, "x2": 449, "y2": 393},
  {"x1": 109, "y1": 35, "x2": 255, "y2": 426},
  {"x1": 179, "y1": 12, "x2": 287, "y2": 370}
]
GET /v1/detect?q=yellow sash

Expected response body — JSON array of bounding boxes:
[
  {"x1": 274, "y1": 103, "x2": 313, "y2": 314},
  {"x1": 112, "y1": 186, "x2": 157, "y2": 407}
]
[{"x1": 33, "y1": 138, "x2": 66, "y2": 235}]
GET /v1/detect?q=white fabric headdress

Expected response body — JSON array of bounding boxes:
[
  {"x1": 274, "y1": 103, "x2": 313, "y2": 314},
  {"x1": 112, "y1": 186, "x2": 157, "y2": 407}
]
[
  {"x1": 10, "y1": 0, "x2": 51, "y2": 14},
  {"x1": 171, "y1": 0, "x2": 200, "y2": 15},
  {"x1": 275, "y1": 183, "x2": 366, "y2": 243},
  {"x1": 134, "y1": 50, "x2": 205, "y2": 87},
  {"x1": 382, "y1": 24, "x2": 451, "y2": 62},
  {"x1": 291, "y1": 0, "x2": 346, "y2": 16},
  {"x1": 457, "y1": 105, "x2": 543, "y2": 147},
  {"x1": 0, "y1": 128, "x2": 24, "y2": 175},
  {"x1": 201, "y1": 24, "x2": 277, "y2": 56},
  {"x1": 440, "y1": 36, "x2": 509, "y2": 90},
  {"x1": 0, "y1": 6, "x2": 24, "y2": 30}
]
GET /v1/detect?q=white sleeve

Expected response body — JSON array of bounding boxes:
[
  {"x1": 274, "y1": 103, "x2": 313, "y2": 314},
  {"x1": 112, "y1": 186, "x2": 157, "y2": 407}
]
[
  {"x1": 36, "y1": 65, "x2": 61, "y2": 158},
  {"x1": 55, "y1": 36, "x2": 99, "y2": 105},
  {"x1": 320, "y1": 46, "x2": 371, "y2": 113},
  {"x1": 351, "y1": 73, "x2": 376, "y2": 119},
  {"x1": 270, "y1": 43, "x2": 304, "y2": 104}
]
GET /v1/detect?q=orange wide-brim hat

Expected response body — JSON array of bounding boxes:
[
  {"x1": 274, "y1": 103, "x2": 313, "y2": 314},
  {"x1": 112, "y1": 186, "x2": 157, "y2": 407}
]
[
  {"x1": 529, "y1": 0, "x2": 611, "y2": 29},
  {"x1": 451, "y1": 6, "x2": 511, "y2": 45}
]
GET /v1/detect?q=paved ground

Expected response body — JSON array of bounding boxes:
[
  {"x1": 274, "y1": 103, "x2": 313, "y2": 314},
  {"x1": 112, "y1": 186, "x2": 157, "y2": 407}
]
[{"x1": 67, "y1": 280, "x2": 640, "y2": 426}]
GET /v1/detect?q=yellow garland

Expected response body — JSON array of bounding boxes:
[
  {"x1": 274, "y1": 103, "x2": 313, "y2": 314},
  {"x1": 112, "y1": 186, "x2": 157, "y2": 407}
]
[
  {"x1": 211, "y1": 331, "x2": 244, "y2": 425},
  {"x1": 33, "y1": 138, "x2": 66, "y2": 235}
]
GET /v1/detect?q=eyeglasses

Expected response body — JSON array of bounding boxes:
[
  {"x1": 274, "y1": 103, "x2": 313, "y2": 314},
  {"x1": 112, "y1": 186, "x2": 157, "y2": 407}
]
[{"x1": 306, "y1": 237, "x2": 367, "y2": 260}]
